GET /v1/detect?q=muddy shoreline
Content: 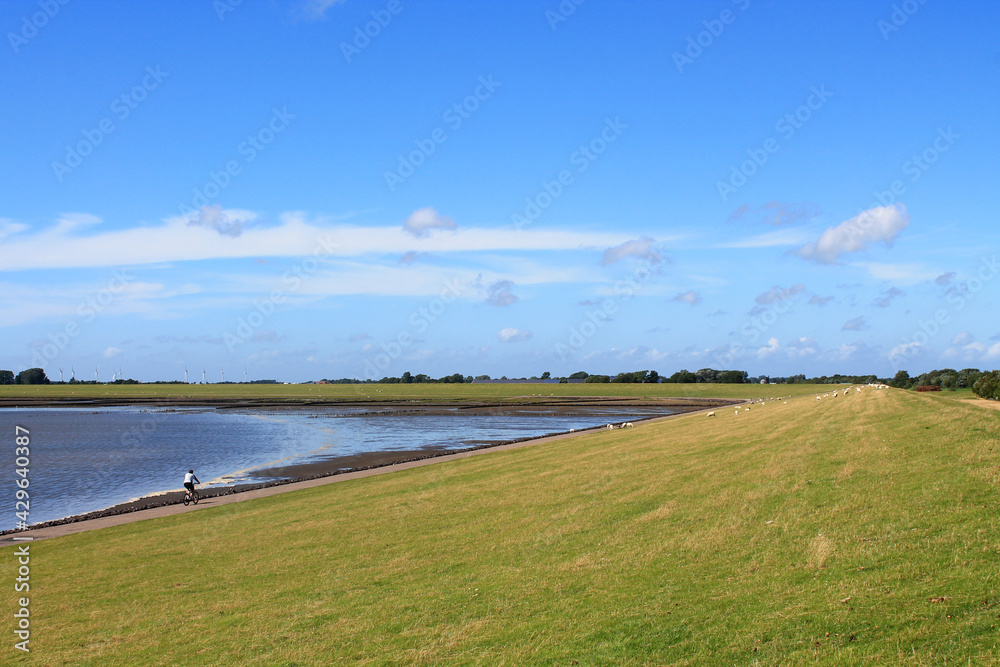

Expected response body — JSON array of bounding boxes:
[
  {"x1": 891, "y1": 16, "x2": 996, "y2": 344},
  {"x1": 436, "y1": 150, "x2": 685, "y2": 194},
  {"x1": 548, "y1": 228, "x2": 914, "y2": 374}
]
[
  {"x1": 0, "y1": 395, "x2": 726, "y2": 413},
  {"x1": 0, "y1": 397, "x2": 738, "y2": 536}
]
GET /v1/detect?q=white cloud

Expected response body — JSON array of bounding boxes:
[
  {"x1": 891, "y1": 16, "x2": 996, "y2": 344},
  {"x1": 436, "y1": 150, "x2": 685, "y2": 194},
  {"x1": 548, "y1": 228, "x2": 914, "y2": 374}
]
[
  {"x1": 951, "y1": 332, "x2": 973, "y2": 346},
  {"x1": 795, "y1": 204, "x2": 910, "y2": 264},
  {"x1": 757, "y1": 337, "x2": 780, "y2": 358},
  {"x1": 103, "y1": 346, "x2": 123, "y2": 359},
  {"x1": 498, "y1": 328, "x2": 532, "y2": 343},
  {"x1": 672, "y1": 290, "x2": 701, "y2": 306},
  {"x1": 787, "y1": 337, "x2": 820, "y2": 356},
  {"x1": 890, "y1": 340, "x2": 921, "y2": 360},
  {"x1": 600, "y1": 236, "x2": 661, "y2": 265},
  {"x1": 403, "y1": 207, "x2": 456, "y2": 238}
]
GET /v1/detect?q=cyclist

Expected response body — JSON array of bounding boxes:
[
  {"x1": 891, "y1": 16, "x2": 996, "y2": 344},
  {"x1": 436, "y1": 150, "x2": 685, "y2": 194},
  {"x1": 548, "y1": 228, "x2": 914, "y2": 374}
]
[{"x1": 183, "y1": 469, "x2": 200, "y2": 501}]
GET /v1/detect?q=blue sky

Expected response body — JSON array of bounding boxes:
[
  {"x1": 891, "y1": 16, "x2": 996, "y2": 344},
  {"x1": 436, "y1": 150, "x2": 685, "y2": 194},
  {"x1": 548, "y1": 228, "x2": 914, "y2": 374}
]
[{"x1": 2, "y1": 0, "x2": 998, "y2": 382}]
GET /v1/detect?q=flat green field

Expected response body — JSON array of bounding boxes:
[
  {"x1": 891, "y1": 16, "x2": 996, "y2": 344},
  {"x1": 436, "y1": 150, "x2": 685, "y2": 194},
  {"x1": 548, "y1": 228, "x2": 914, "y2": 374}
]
[
  {"x1": 0, "y1": 382, "x2": 829, "y2": 402},
  {"x1": 6, "y1": 388, "x2": 1000, "y2": 665}
]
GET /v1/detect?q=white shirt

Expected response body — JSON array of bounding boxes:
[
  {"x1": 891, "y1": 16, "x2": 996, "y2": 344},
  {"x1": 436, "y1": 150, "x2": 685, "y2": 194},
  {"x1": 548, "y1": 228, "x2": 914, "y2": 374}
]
[{"x1": 184, "y1": 472, "x2": 198, "y2": 484}]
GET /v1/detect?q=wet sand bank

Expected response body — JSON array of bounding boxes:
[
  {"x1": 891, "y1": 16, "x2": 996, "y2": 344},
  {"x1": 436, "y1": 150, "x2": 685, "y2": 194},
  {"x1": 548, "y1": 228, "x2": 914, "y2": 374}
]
[{"x1": 0, "y1": 397, "x2": 739, "y2": 544}]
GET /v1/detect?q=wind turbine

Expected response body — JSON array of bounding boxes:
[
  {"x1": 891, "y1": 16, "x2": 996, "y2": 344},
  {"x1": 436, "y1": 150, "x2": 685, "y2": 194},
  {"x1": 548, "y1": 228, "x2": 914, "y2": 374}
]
[
  {"x1": 71, "y1": 366, "x2": 76, "y2": 381},
  {"x1": 221, "y1": 366, "x2": 225, "y2": 383},
  {"x1": 243, "y1": 366, "x2": 248, "y2": 383},
  {"x1": 59, "y1": 368, "x2": 64, "y2": 382},
  {"x1": 202, "y1": 369, "x2": 206, "y2": 384},
  {"x1": 184, "y1": 366, "x2": 189, "y2": 384},
  {"x1": 95, "y1": 366, "x2": 99, "y2": 383}
]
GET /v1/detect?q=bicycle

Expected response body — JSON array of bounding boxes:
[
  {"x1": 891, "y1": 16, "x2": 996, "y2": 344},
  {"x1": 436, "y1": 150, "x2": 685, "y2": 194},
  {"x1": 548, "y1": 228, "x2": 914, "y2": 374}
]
[{"x1": 182, "y1": 488, "x2": 200, "y2": 506}]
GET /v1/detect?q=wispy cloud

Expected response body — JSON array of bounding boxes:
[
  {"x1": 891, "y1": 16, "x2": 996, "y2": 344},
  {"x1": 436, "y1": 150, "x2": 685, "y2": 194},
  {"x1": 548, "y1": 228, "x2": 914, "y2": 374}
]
[
  {"x1": 600, "y1": 236, "x2": 661, "y2": 265},
  {"x1": 842, "y1": 316, "x2": 869, "y2": 331},
  {"x1": 808, "y1": 295, "x2": 833, "y2": 306},
  {"x1": 854, "y1": 262, "x2": 938, "y2": 283},
  {"x1": 755, "y1": 283, "x2": 804, "y2": 305},
  {"x1": 873, "y1": 287, "x2": 904, "y2": 308},
  {"x1": 672, "y1": 290, "x2": 701, "y2": 306},
  {"x1": 187, "y1": 204, "x2": 255, "y2": 238},
  {"x1": 716, "y1": 227, "x2": 812, "y2": 249},
  {"x1": 729, "y1": 201, "x2": 819, "y2": 226},
  {"x1": 298, "y1": 0, "x2": 347, "y2": 21},
  {"x1": 400, "y1": 251, "x2": 431, "y2": 264},
  {"x1": 0, "y1": 211, "x2": 630, "y2": 271},
  {"x1": 485, "y1": 280, "x2": 518, "y2": 307}
]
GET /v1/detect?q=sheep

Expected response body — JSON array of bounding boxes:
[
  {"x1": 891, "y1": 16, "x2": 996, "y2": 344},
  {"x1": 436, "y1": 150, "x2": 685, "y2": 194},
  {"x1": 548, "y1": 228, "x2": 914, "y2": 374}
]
[
  {"x1": 734, "y1": 409, "x2": 739, "y2": 416},
  {"x1": 626, "y1": 422, "x2": 634, "y2": 428},
  {"x1": 706, "y1": 411, "x2": 716, "y2": 418},
  {"x1": 607, "y1": 424, "x2": 614, "y2": 430}
]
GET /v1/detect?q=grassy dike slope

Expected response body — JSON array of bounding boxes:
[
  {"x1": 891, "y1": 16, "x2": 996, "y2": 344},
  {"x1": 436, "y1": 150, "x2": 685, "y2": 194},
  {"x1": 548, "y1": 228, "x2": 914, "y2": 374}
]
[{"x1": 9, "y1": 389, "x2": 1000, "y2": 665}]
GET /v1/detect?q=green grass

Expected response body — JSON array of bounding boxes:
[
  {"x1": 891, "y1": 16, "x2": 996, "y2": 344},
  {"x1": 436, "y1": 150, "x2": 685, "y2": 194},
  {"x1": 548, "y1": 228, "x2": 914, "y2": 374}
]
[
  {"x1": 8, "y1": 388, "x2": 1000, "y2": 665},
  {"x1": 0, "y1": 382, "x2": 830, "y2": 402}
]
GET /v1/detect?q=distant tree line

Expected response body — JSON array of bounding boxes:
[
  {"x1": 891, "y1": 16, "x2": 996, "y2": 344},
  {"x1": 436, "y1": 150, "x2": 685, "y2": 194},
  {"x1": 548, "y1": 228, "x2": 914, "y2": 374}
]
[
  {"x1": 0, "y1": 368, "x2": 50, "y2": 385},
  {"x1": 889, "y1": 368, "x2": 986, "y2": 391},
  {"x1": 972, "y1": 371, "x2": 1000, "y2": 400}
]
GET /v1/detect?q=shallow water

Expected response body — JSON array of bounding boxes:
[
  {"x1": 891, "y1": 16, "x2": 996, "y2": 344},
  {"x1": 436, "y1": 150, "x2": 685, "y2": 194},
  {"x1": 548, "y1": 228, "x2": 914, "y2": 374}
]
[{"x1": 0, "y1": 405, "x2": 675, "y2": 530}]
